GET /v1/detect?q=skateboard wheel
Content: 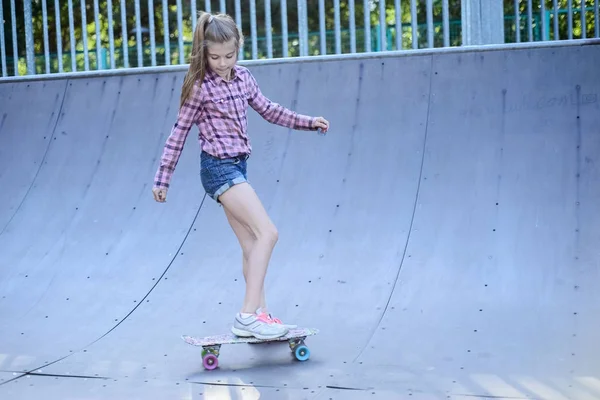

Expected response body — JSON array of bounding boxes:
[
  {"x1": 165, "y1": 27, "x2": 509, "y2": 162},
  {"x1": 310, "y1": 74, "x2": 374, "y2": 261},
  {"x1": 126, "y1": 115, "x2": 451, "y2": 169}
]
[
  {"x1": 294, "y1": 345, "x2": 310, "y2": 361},
  {"x1": 203, "y1": 354, "x2": 219, "y2": 370}
]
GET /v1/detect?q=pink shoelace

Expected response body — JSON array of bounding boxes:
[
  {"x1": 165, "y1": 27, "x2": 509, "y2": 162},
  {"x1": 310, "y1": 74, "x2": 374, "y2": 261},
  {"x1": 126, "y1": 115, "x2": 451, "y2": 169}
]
[
  {"x1": 256, "y1": 312, "x2": 272, "y2": 323},
  {"x1": 256, "y1": 312, "x2": 283, "y2": 324}
]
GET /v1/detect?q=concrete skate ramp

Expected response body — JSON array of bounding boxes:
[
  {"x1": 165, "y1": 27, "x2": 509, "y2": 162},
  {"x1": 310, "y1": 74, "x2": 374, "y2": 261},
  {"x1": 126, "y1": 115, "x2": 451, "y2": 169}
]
[{"x1": 1, "y1": 39, "x2": 599, "y2": 399}]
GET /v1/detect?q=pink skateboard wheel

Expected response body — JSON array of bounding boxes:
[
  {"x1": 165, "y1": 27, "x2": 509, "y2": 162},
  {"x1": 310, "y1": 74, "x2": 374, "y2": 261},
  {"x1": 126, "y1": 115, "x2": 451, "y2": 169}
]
[{"x1": 203, "y1": 353, "x2": 218, "y2": 370}]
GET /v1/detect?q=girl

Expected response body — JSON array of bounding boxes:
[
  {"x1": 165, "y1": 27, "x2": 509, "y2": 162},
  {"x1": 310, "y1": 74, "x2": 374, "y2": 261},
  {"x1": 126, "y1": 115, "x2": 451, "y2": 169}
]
[{"x1": 152, "y1": 11, "x2": 329, "y2": 340}]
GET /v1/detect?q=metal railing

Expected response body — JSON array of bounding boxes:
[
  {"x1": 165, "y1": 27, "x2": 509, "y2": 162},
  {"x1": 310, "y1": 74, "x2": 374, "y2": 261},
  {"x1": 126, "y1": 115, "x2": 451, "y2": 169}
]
[
  {"x1": 508, "y1": 0, "x2": 599, "y2": 41},
  {"x1": 0, "y1": 0, "x2": 598, "y2": 78}
]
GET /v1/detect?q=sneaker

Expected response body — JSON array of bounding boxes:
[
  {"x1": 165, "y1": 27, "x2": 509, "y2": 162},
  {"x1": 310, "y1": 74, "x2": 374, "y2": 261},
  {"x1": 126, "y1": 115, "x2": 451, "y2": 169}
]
[
  {"x1": 257, "y1": 308, "x2": 298, "y2": 329},
  {"x1": 269, "y1": 315, "x2": 298, "y2": 329},
  {"x1": 231, "y1": 312, "x2": 289, "y2": 340}
]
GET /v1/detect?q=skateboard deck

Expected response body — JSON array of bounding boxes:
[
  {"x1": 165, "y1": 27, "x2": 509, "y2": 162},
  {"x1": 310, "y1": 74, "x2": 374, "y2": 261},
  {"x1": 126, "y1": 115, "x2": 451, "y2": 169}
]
[{"x1": 182, "y1": 327, "x2": 319, "y2": 370}]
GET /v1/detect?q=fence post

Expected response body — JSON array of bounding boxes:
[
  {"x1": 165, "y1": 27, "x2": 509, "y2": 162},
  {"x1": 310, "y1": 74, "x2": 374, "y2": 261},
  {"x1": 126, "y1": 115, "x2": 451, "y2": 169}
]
[
  {"x1": 24, "y1": 0, "x2": 35, "y2": 75},
  {"x1": 297, "y1": 0, "x2": 308, "y2": 56},
  {"x1": 0, "y1": 0, "x2": 6, "y2": 77},
  {"x1": 461, "y1": 0, "x2": 505, "y2": 45}
]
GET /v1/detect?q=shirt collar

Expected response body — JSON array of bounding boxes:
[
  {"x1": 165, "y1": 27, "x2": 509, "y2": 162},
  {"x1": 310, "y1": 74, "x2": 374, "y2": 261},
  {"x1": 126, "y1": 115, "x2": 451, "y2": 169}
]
[{"x1": 206, "y1": 65, "x2": 241, "y2": 84}]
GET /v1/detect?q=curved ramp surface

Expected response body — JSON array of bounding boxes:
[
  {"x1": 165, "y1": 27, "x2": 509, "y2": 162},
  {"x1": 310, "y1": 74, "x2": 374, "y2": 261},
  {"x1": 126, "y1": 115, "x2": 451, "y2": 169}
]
[{"x1": 1, "y1": 40, "x2": 599, "y2": 400}]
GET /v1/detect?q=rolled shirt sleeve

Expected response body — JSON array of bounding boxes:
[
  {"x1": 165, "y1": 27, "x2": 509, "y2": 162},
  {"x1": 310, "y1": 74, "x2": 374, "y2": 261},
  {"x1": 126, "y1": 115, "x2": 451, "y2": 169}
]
[{"x1": 154, "y1": 83, "x2": 203, "y2": 189}]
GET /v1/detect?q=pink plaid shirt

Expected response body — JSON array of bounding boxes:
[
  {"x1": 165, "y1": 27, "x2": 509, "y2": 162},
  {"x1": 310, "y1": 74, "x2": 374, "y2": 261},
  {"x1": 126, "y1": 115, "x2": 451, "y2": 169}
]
[{"x1": 154, "y1": 65, "x2": 316, "y2": 189}]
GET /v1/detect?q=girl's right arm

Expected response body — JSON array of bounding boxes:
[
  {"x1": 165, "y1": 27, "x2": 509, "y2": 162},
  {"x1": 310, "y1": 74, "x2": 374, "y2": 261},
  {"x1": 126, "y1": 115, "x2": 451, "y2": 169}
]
[{"x1": 154, "y1": 83, "x2": 203, "y2": 190}]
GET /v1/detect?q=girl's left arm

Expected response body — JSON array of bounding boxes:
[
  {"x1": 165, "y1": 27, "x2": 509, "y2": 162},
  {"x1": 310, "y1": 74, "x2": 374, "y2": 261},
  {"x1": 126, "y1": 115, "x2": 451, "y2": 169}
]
[{"x1": 246, "y1": 72, "x2": 316, "y2": 131}]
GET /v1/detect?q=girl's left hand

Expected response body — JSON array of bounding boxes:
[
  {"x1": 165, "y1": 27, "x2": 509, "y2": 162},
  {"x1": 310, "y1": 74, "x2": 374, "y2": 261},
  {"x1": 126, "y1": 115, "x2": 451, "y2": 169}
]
[{"x1": 313, "y1": 116, "x2": 329, "y2": 133}]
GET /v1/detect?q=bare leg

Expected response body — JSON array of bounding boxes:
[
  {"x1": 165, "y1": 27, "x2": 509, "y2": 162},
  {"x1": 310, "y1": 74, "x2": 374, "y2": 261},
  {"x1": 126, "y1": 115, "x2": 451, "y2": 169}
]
[
  {"x1": 223, "y1": 207, "x2": 268, "y2": 312},
  {"x1": 219, "y1": 182, "x2": 278, "y2": 314}
]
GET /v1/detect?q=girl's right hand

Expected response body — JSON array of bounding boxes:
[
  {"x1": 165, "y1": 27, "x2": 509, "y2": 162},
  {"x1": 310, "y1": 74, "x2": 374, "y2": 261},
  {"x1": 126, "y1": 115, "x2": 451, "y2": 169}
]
[{"x1": 153, "y1": 187, "x2": 168, "y2": 202}]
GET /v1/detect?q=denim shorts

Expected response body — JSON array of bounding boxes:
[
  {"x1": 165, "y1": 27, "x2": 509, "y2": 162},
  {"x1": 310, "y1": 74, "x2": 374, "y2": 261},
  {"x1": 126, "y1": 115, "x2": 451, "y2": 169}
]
[{"x1": 200, "y1": 151, "x2": 249, "y2": 202}]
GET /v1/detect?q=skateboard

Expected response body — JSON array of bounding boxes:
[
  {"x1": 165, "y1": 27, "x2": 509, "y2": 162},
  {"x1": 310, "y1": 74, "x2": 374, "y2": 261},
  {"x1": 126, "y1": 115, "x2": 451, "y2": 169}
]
[{"x1": 181, "y1": 327, "x2": 319, "y2": 370}]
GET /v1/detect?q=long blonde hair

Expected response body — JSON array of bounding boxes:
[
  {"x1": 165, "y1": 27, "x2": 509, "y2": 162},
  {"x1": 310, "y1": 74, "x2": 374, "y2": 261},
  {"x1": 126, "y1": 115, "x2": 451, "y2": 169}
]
[{"x1": 180, "y1": 12, "x2": 244, "y2": 108}]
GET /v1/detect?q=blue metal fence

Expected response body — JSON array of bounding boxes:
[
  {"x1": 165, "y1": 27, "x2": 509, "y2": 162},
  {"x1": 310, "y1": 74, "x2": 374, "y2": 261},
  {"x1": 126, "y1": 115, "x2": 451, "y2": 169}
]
[{"x1": 0, "y1": 0, "x2": 598, "y2": 78}]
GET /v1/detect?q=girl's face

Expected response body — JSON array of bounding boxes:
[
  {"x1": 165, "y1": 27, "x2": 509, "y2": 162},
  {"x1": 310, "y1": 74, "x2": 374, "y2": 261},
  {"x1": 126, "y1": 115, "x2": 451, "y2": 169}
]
[{"x1": 206, "y1": 39, "x2": 237, "y2": 80}]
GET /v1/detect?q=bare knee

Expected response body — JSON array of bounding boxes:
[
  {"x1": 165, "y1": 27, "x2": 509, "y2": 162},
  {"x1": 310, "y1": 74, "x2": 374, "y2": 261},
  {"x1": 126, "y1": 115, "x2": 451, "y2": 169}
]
[
  {"x1": 219, "y1": 182, "x2": 278, "y2": 247},
  {"x1": 241, "y1": 223, "x2": 277, "y2": 258},
  {"x1": 258, "y1": 222, "x2": 278, "y2": 246}
]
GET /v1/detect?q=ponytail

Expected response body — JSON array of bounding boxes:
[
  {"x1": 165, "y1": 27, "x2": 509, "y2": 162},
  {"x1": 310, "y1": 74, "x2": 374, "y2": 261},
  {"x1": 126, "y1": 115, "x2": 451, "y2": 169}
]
[{"x1": 180, "y1": 12, "x2": 212, "y2": 108}]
